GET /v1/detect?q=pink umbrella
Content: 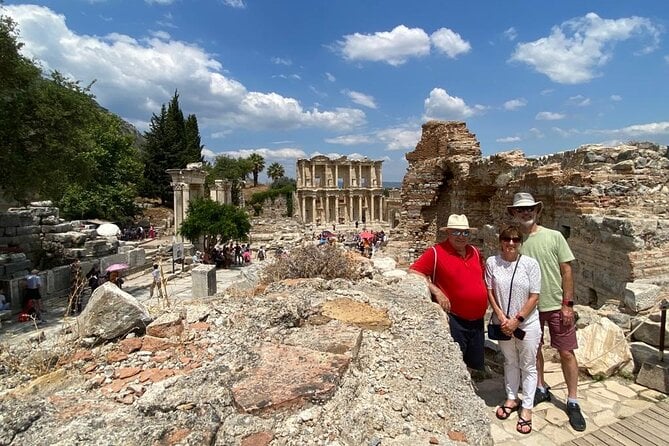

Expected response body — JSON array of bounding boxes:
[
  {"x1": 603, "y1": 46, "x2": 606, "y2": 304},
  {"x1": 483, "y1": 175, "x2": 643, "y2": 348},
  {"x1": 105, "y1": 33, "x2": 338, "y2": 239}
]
[
  {"x1": 359, "y1": 231, "x2": 375, "y2": 240},
  {"x1": 105, "y1": 263, "x2": 129, "y2": 273}
]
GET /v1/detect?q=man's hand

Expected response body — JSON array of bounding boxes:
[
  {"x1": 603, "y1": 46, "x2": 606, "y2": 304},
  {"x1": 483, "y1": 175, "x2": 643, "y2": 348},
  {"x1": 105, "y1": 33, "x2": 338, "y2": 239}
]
[
  {"x1": 561, "y1": 304, "x2": 575, "y2": 326},
  {"x1": 431, "y1": 287, "x2": 451, "y2": 313}
]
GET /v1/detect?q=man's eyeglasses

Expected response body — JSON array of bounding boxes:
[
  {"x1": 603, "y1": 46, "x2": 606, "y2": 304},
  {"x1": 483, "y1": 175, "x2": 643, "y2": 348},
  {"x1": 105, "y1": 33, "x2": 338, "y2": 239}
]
[
  {"x1": 501, "y1": 236, "x2": 522, "y2": 243},
  {"x1": 512, "y1": 206, "x2": 536, "y2": 213},
  {"x1": 449, "y1": 230, "x2": 470, "y2": 237}
]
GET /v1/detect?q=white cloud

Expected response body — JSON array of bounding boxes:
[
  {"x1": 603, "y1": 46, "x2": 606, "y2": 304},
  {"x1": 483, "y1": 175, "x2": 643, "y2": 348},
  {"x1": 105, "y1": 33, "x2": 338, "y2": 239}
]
[
  {"x1": 503, "y1": 98, "x2": 527, "y2": 111},
  {"x1": 325, "y1": 135, "x2": 373, "y2": 145},
  {"x1": 223, "y1": 0, "x2": 246, "y2": 9},
  {"x1": 497, "y1": 136, "x2": 521, "y2": 143},
  {"x1": 145, "y1": 0, "x2": 176, "y2": 5},
  {"x1": 272, "y1": 57, "x2": 292, "y2": 65},
  {"x1": 376, "y1": 127, "x2": 421, "y2": 151},
  {"x1": 219, "y1": 147, "x2": 307, "y2": 160},
  {"x1": 5, "y1": 4, "x2": 364, "y2": 135},
  {"x1": 344, "y1": 90, "x2": 377, "y2": 109},
  {"x1": 529, "y1": 128, "x2": 544, "y2": 139},
  {"x1": 610, "y1": 94, "x2": 622, "y2": 101},
  {"x1": 536, "y1": 111, "x2": 566, "y2": 120},
  {"x1": 567, "y1": 95, "x2": 591, "y2": 107},
  {"x1": 430, "y1": 28, "x2": 471, "y2": 58},
  {"x1": 511, "y1": 12, "x2": 661, "y2": 84},
  {"x1": 609, "y1": 121, "x2": 669, "y2": 136},
  {"x1": 150, "y1": 30, "x2": 171, "y2": 40},
  {"x1": 665, "y1": 55, "x2": 669, "y2": 63},
  {"x1": 503, "y1": 27, "x2": 517, "y2": 41},
  {"x1": 325, "y1": 72, "x2": 336, "y2": 82},
  {"x1": 423, "y1": 88, "x2": 484, "y2": 120},
  {"x1": 337, "y1": 25, "x2": 430, "y2": 66}
]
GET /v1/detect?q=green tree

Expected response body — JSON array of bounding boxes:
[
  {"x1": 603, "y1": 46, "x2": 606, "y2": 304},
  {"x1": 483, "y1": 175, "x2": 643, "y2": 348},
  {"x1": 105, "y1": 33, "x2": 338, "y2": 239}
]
[
  {"x1": 209, "y1": 155, "x2": 254, "y2": 205},
  {"x1": 139, "y1": 91, "x2": 203, "y2": 204},
  {"x1": 248, "y1": 153, "x2": 265, "y2": 187},
  {"x1": 267, "y1": 162, "x2": 285, "y2": 182},
  {"x1": 0, "y1": 15, "x2": 141, "y2": 216},
  {"x1": 179, "y1": 198, "x2": 251, "y2": 253}
]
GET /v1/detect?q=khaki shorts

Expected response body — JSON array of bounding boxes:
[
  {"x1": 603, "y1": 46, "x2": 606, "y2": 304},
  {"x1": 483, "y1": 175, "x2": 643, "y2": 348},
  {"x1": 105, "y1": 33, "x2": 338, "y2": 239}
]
[{"x1": 539, "y1": 309, "x2": 578, "y2": 351}]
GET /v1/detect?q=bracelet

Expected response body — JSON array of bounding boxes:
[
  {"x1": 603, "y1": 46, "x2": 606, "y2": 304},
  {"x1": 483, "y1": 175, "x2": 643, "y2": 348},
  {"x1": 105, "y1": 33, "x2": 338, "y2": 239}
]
[{"x1": 515, "y1": 314, "x2": 525, "y2": 323}]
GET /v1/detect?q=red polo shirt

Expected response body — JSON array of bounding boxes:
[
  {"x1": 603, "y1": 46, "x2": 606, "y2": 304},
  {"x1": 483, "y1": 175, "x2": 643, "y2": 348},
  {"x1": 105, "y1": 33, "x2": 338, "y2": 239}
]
[{"x1": 410, "y1": 241, "x2": 488, "y2": 321}]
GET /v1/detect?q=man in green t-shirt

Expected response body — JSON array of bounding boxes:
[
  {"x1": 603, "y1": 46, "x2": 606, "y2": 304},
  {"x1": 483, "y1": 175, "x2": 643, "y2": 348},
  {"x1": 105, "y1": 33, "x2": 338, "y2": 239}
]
[{"x1": 508, "y1": 192, "x2": 586, "y2": 432}]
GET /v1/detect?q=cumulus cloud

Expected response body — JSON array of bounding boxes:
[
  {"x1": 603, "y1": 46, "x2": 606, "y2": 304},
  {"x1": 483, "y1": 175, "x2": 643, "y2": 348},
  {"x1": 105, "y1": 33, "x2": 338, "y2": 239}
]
[
  {"x1": 610, "y1": 94, "x2": 622, "y2": 101},
  {"x1": 510, "y1": 12, "x2": 661, "y2": 84},
  {"x1": 5, "y1": 4, "x2": 364, "y2": 136},
  {"x1": 503, "y1": 98, "x2": 527, "y2": 111},
  {"x1": 430, "y1": 28, "x2": 471, "y2": 58},
  {"x1": 608, "y1": 121, "x2": 669, "y2": 136},
  {"x1": 344, "y1": 90, "x2": 377, "y2": 109},
  {"x1": 423, "y1": 88, "x2": 485, "y2": 120},
  {"x1": 337, "y1": 25, "x2": 431, "y2": 66},
  {"x1": 325, "y1": 126, "x2": 420, "y2": 152},
  {"x1": 497, "y1": 136, "x2": 521, "y2": 143},
  {"x1": 536, "y1": 111, "x2": 566, "y2": 120},
  {"x1": 218, "y1": 147, "x2": 307, "y2": 160}
]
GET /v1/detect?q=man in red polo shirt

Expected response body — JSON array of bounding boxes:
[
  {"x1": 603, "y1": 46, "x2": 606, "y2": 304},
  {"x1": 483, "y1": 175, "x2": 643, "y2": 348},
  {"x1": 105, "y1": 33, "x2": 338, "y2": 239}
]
[{"x1": 410, "y1": 214, "x2": 488, "y2": 371}]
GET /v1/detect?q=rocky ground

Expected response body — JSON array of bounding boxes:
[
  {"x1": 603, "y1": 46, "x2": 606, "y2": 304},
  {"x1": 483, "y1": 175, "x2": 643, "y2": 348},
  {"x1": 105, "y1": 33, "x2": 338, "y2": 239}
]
[{"x1": 0, "y1": 253, "x2": 491, "y2": 446}]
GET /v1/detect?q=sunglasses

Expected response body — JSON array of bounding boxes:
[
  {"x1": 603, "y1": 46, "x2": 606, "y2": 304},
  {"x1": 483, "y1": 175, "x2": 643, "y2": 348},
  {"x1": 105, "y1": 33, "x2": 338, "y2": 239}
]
[
  {"x1": 449, "y1": 230, "x2": 470, "y2": 237},
  {"x1": 513, "y1": 206, "x2": 536, "y2": 213},
  {"x1": 501, "y1": 237, "x2": 522, "y2": 243}
]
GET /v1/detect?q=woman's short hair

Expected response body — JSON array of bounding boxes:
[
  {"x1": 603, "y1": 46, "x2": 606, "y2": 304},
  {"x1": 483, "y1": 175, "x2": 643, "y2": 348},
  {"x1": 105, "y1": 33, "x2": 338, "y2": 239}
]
[{"x1": 499, "y1": 225, "x2": 521, "y2": 241}]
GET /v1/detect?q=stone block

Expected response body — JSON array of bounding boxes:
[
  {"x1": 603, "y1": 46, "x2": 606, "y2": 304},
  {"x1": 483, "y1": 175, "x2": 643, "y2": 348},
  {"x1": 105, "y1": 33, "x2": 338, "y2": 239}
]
[
  {"x1": 49, "y1": 265, "x2": 72, "y2": 297},
  {"x1": 146, "y1": 312, "x2": 185, "y2": 338},
  {"x1": 127, "y1": 248, "x2": 146, "y2": 268},
  {"x1": 41, "y1": 222, "x2": 72, "y2": 233},
  {"x1": 631, "y1": 318, "x2": 669, "y2": 348},
  {"x1": 625, "y1": 282, "x2": 662, "y2": 312},
  {"x1": 192, "y1": 264, "x2": 216, "y2": 298},
  {"x1": 636, "y1": 357, "x2": 669, "y2": 393},
  {"x1": 630, "y1": 342, "x2": 663, "y2": 372}
]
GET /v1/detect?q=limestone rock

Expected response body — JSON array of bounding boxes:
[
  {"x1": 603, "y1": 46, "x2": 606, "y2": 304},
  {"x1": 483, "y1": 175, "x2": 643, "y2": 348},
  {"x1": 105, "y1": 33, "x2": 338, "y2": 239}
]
[
  {"x1": 77, "y1": 282, "x2": 152, "y2": 340},
  {"x1": 631, "y1": 318, "x2": 669, "y2": 348},
  {"x1": 146, "y1": 312, "x2": 185, "y2": 338},
  {"x1": 372, "y1": 256, "x2": 397, "y2": 272},
  {"x1": 575, "y1": 316, "x2": 632, "y2": 377},
  {"x1": 625, "y1": 282, "x2": 662, "y2": 312}
]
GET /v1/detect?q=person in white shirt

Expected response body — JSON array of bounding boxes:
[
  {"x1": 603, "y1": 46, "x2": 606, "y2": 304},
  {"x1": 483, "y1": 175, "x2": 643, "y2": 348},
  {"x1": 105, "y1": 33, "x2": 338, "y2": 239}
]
[
  {"x1": 149, "y1": 264, "x2": 163, "y2": 299},
  {"x1": 485, "y1": 225, "x2": 541, "y2": 435}
]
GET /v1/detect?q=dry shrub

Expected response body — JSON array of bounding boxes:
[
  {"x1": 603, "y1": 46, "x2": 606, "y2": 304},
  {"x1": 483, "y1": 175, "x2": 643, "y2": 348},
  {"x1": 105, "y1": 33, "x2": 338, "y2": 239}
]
[{"x1": 262, "y1": 244, "x2": 359, "y2": 283}]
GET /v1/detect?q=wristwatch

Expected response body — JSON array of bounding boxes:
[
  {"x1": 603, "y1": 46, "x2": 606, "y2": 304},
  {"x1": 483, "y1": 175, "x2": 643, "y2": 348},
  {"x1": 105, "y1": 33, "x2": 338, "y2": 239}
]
[
  {"x1": 515, "y1": 314, "x2": 525, "y2": 322},
  {"x1": 562, "y1": 300, "x2": 574, "y2": 307}
]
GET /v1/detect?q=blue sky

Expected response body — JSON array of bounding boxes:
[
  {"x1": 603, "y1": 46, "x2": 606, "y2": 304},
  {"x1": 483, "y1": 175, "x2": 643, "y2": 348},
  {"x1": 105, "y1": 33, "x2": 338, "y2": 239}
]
[{"x1": 4, "y1": 1, "x2": 669, "y2": 181}]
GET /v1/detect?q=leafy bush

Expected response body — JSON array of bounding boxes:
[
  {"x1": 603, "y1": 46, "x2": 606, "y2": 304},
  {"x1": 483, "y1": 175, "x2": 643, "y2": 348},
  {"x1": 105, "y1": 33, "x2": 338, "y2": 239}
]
[
  {"x1": 262, "y1": 244, "x2": 359, "y2": 283},
  {"x1": 249, "y1": 185, "x2": 294, "y2": 217}
]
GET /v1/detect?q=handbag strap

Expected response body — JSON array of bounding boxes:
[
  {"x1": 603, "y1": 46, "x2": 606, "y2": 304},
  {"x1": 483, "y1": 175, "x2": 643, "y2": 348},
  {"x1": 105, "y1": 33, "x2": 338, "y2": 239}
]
[
  {"x1": 504, "y1": 255, "x2": 521, "y2": 317},
  {"x1": 431, "y1": 246, "x2": 437, "y2": 283}
]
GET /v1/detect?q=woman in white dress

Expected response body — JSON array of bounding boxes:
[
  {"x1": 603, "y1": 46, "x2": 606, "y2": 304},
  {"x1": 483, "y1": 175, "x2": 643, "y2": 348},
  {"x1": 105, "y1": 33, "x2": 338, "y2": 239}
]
[{"x1": 485, "y1": 225, "x2": 541, "y2": 435}]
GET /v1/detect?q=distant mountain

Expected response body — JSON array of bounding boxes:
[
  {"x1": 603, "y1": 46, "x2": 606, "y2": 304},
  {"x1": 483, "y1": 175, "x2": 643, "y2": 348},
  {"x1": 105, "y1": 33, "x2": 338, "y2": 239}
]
[{"x1": 383, "y1": 181, "x2": 402, "y2": 189}]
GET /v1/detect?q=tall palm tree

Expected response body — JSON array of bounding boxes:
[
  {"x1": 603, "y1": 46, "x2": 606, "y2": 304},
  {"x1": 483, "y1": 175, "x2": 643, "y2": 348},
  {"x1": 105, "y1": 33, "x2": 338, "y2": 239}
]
[
  {"x1": 267, "y1": 162, "x2": 285, "y2": 182},
  {"x1": 248, "y1": 153, "x2": 265, "y2": 187}
]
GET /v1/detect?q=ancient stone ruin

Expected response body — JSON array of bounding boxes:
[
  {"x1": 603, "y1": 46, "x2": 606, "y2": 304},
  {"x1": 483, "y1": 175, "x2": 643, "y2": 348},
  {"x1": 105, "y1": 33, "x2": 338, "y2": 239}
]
[{"x1": 391, "y1": 120, "x2": 669, "y2": 378}]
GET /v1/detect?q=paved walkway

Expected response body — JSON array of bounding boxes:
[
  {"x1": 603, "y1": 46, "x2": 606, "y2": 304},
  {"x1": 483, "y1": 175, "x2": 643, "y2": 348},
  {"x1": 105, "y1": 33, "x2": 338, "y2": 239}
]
[
  {"x1": 475, "y1": 360, "x2": 667, "y2": 445},
  {"x1": 0, "y1": 263, "x2": 244, "y2": 342}
]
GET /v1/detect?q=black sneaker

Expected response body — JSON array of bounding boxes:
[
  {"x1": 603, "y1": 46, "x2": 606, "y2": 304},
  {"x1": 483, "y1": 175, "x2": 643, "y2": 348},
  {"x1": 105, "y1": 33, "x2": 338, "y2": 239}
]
[
  {"x1": 533, "y1": 386, "x2": 551, "y2": 406},
  {"x1": 567, "y1": 402, "x2": 586, "y2": 431}
]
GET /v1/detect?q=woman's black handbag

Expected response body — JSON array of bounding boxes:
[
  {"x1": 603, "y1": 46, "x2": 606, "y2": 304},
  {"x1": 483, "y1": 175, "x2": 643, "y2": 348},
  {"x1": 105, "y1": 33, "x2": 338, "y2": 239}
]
[{"x1": 487, "y1": 322, "x2": 511, "y2": 341}]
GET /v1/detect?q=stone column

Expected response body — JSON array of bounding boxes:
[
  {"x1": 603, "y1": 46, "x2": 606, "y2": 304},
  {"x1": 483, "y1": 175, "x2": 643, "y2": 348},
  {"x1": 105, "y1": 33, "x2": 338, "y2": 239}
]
[
  {"x1": 312, "y1": 197, "x2": 316, "y2": 223},
  {"x1": 358, "y1": 195, "x2": 362, "y2": 222},
  {"x1": 311, "y1": 164, "x2": 315, "y2": 187},
  {"x1": 349, "y1": 196, "x2": 354, "y2": 221},
  {"x1": 301, "y1": 195, "x2": 306, "y2": 222},
  {"x1": 172, "y1": 183, "x2": 185, "y2": 242},
  {"x1": 335, "y1": 195, "x2": 339, "y2": 223},
  {"x1": 324, "y1": 194, "x2": 330, "y2": 222},
  {"x1": 377, "y1": 164, "x2": 383, "y2": 188},
  {"x1": 371, "y1": 194, "x2": 375, "y2": 222},
  {"x1": 379, "y1": 196, "x2": 384, "y2": 222},
  {"x1": 335, "y1": 165, "x2": 339, "y2": 188}
]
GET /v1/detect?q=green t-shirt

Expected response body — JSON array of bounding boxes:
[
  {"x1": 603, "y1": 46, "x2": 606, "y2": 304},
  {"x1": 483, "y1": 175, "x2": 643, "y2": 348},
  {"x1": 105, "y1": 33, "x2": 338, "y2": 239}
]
[{"x1": 520, "y1": 226, "x2": 575, "y2": 312}]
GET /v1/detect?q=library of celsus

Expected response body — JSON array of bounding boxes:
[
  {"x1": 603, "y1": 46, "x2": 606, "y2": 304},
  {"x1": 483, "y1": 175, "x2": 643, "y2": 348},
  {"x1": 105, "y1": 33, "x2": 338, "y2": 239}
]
[{"x1": 295, "y1": 156, "x2": 385, "y2": 225}]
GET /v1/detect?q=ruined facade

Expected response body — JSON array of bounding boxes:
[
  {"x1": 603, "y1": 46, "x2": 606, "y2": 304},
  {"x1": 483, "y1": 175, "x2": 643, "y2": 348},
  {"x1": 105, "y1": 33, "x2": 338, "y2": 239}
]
[
  {"x1": 295, "y1": 156, "x2": 386, "y2": 225},
  {"x1": 396, "y1": 120, "x2": 669, "y2": 308}
]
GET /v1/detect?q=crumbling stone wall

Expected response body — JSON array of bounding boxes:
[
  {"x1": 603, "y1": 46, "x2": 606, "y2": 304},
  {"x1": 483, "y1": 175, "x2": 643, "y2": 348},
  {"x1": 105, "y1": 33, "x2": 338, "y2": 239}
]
[{"x1": 395, "y1": 120, "x2": 669, "y2": 307}]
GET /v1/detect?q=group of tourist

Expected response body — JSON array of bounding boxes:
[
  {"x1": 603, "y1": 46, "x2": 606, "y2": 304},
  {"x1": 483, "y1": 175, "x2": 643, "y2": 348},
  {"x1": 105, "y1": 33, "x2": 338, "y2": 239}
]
[{"x1": 410, "y1": 192, "x2": 586, "y2": 436}]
